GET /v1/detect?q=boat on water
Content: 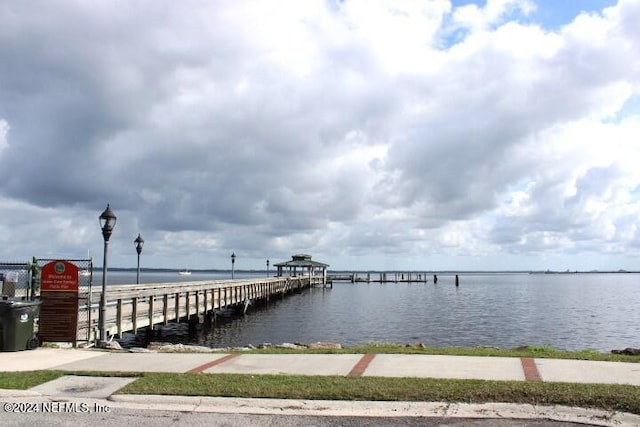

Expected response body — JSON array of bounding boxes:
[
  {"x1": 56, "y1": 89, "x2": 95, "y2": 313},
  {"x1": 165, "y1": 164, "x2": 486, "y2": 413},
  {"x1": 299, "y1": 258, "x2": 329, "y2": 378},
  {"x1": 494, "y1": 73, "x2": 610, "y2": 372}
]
[{"x1": 178, "y1": 269, "x2": 192, "y2": 276}]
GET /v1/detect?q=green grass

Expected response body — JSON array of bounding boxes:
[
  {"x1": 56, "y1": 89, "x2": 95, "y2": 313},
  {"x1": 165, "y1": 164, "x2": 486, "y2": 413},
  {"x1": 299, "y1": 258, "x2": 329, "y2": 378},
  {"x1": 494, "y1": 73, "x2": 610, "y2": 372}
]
[
  {"x1": 119, "y1": 373, "x2": 640, "y2": 414},
  {"x1": 0, "y1": 370, "x2": 148, "y2": 389},
  {"x1": 0, "y1": 371, "x2": 64, "y2": 389}
]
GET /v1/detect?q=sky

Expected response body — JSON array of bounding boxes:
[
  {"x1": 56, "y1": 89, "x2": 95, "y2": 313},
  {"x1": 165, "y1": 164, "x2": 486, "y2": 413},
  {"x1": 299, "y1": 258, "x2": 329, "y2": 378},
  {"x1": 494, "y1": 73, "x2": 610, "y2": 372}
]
[{"x1": 1, "y1": 0, "x2": 639, "y2": 272}]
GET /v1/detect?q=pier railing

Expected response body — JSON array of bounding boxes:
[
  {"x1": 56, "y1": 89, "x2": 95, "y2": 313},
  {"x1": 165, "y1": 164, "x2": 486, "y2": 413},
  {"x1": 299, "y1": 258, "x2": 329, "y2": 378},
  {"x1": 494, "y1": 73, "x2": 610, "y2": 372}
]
[{"x1": 79, "y1": 275, "x2": 325, "y2": 344}]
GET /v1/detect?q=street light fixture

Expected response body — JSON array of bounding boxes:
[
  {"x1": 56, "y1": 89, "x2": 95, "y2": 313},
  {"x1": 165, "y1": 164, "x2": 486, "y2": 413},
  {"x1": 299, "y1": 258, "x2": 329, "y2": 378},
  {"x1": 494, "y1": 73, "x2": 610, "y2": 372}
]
[
  {"x1": 231, "y1": 252, "x2": 236, "y2": 279},
  {"x1": 266, "y1": 259, "x2": 269, "y2": 277},
  {"x1": 98, "y1": 204, "x2": 117, "y2": 346},
  {"x1": 134, "y1": 233, "x2": 144, "y2": 285}
]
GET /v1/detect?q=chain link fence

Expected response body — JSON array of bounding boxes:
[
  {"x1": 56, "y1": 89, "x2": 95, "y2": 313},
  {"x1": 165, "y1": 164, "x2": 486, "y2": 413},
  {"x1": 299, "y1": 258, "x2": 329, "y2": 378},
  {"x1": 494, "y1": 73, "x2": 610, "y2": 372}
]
[{"x1": 0, "y1": 261, "x2": 35, "y2": 299}]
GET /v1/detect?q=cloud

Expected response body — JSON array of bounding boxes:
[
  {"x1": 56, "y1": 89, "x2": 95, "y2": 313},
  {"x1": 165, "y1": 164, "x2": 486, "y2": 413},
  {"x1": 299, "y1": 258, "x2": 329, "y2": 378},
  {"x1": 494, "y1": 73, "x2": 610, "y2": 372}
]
[
  {"x1": 452, "y1": 0, "x2": 536, "y2": 32},
  {"x1": 0, "y1": 120, "x2": 8, "y2": 153},
  {"x1": 0, "y1": 0, "x2": 639, "y2": 270}
]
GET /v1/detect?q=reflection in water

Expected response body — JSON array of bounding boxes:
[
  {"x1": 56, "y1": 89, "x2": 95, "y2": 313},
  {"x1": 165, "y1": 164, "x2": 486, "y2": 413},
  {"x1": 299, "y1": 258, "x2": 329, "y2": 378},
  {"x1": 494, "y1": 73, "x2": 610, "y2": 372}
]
[{"x1": 114, "y1": 273, "x2": 640, "y2": 352}]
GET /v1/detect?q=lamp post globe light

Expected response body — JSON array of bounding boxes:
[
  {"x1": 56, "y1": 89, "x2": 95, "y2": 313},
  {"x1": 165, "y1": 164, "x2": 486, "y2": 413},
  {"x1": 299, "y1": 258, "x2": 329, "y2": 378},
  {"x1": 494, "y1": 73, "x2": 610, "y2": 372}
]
[
  {"x1": 266, "y1": 259, "x2": 269, "y2": 277},
  {"x1": 99, "y1": 204, "x2": 117, "y2": 346},
  {"x1": 231, "y1": 252, "x2": 236, "y2": 279},
  {"x1": 134, "y1": 233, "x2": 144, "y2": 285}
]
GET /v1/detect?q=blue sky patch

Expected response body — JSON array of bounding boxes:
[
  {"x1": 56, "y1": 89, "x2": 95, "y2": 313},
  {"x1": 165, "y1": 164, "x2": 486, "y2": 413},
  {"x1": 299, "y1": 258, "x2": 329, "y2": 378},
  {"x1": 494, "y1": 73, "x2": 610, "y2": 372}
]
[{"x1": 450, "y1": 0, "x2": 617, "y2": 30}]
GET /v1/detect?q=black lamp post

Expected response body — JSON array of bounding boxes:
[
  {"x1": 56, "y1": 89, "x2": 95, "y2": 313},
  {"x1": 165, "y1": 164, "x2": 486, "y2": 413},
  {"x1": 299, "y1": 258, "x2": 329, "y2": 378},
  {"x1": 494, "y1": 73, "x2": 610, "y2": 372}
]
[
  {"x1": 99, "y1": 204, "x2": 117, "y2": 346},
  {"x1": 266, "y1": 259, "x2": 269, "y2": 277},
  {"x1": 231, "y1": 252, "x2": 236, "y2": 279},
  {"x1": 134, "y1": 234, "x2": 144, "y2": 285}
]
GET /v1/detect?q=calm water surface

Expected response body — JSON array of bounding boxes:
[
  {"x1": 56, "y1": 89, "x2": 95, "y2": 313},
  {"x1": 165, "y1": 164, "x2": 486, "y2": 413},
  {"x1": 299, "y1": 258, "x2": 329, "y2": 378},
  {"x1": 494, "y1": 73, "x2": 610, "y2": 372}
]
[{"x1": 101, "y1": 271, "x2": 639, "y2": 352}]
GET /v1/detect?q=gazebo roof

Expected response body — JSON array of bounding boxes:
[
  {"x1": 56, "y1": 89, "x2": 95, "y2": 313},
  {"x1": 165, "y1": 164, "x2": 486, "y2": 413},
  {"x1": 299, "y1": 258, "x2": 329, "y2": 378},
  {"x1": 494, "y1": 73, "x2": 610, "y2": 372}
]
[{"x1": 273, "y1": 254, "x2": 329, "y2": 268}]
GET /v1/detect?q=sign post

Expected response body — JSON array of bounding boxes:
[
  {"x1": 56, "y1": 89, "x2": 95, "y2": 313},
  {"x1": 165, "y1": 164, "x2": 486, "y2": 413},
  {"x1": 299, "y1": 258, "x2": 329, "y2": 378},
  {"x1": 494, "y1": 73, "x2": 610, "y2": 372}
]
[{"x1": 38, "y1": 260, "x2": 79, "y2": 345}]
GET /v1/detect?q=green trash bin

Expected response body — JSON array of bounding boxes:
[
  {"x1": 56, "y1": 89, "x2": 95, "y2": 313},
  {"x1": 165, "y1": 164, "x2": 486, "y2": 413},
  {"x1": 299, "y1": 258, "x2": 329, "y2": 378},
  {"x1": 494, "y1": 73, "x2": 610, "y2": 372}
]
[{"x1": 0, "y1": 298, "x2": 41, "y2": 351}]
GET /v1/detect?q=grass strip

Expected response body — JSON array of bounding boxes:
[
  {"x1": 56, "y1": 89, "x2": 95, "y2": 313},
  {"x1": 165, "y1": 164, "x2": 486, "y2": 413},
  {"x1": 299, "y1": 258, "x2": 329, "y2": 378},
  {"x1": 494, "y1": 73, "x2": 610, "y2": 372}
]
[
  {"x1": 2, "y1": 370, "x2": 639, "y2": 414},
  {"x1": 119, "y1": 373, "x2": 640, "y2": 415},
  {"x1": 0, "y1": 370, "x2": 145, "y2": 389},
  {"x1": 0, "y1": 371, "x2": 64, "y2": 389}
]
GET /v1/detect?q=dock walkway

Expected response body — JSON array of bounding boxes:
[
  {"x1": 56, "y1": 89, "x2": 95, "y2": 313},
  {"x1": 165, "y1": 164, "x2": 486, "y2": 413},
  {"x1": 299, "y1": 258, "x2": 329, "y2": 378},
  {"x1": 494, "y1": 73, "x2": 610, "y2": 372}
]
[
  {"x1": 74, "y1": 275, "x2": 325, "y2": 344},
  {"x1": 328, "y1": 271, "x2": 429, "y2": 283}
]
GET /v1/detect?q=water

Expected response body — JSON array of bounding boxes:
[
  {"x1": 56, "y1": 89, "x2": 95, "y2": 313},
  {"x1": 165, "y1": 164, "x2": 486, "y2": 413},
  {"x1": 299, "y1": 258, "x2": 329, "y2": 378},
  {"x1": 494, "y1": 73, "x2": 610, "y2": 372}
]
[
  {"x1": 93, "y1": 270, "x2": 251, "y2": 285},
  {"x1": 99, "y1": 271, "x2": 640, "y2": 352}
]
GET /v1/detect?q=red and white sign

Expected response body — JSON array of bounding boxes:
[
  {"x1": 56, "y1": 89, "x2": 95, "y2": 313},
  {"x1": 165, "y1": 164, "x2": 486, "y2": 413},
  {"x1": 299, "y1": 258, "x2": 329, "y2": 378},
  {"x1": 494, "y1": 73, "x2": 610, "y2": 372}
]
[{"x1": 40, "y1": 261, "x2": 79, "y2": 292}]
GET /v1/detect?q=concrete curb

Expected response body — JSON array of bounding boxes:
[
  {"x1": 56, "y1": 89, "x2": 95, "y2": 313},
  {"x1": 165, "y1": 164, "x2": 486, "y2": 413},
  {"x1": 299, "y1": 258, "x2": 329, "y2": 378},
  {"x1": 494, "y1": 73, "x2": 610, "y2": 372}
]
[
  {"x1": 109, "y1": 395, "x2": 640, "y2": 426},
  {"x1": 2, "y1": 387, "x2": 640, "y2": 425}
]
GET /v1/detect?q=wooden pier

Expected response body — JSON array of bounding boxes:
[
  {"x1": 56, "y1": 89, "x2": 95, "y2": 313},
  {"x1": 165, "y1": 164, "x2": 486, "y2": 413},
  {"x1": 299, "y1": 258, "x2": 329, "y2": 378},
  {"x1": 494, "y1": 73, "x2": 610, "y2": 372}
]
[
  {"x1": 327, "y1": 272, "x2": 428, "y2": 284},
  {"x1": 77, "y1": 275, "x2": 325, "y2": 344}
]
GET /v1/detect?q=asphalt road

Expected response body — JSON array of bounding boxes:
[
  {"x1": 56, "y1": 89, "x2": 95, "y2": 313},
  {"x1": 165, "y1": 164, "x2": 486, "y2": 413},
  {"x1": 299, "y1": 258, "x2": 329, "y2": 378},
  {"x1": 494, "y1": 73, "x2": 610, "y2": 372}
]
[{"x1": 0, "y1": 407, "x2": 601, "y2": 427}]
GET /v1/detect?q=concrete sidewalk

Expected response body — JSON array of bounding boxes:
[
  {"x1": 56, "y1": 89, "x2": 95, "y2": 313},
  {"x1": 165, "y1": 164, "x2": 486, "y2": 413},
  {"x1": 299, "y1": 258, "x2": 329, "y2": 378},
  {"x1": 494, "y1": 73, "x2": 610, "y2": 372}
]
[
  {"x1": 1, "y1": 348, "x2": 640, "y2": 426},
  {"x1": 1, "y1": 348, "x2": 639, "y2": 385}
]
